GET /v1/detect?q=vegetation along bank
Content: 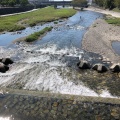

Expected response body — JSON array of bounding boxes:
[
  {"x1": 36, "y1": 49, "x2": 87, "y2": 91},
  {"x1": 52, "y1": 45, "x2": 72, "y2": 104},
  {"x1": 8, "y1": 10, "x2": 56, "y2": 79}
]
[
  {"x1": 0, "y1": 7, "x2": 76, "y2": 32},
  {"x1": 25, "y1": 27, "x2": 53, "y2": 42}
]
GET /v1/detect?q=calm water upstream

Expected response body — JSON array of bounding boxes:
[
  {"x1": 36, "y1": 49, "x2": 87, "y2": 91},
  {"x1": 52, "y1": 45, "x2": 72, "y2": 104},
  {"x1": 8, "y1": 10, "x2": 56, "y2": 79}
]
[
  {"x1": 112, "y1": 41, "x2": 120, "y2": 55},
  {"x1": 1, "y1": 10, "x2": 120, "y2": 120}
]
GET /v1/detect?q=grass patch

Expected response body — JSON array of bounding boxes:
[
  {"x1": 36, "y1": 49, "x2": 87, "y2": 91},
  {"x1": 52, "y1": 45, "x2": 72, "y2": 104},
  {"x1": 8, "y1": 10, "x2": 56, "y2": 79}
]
[
  {"x1": 106, "y1": 18, "x2": 120, "y2": 26},
  {"x1": 0, "y1": 7, "x2": 76, "y2": 32},
  {"x1": 25, "y1": 26, "x2": 53, "y2": 42}
]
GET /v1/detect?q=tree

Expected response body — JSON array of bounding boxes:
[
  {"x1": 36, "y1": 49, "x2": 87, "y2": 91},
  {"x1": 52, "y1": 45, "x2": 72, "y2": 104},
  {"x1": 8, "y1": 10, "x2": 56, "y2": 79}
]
[
  {"x1": 20, "y1": 0, "x2": 28, "y2": 6},
  {"x1": 16, "y1": 0, "x2": 20, "y2": 4},
  {"x1": 0, "y1": 0, "x2": 8, "y2": 6},
  {"x1": 94, "y1": 0, "x2": 115, "y2": 9},
  {"x1": 72, "y1": 0, "x2": 88, "y2": 7},
  {"x1": 114, "y1": 0, "x2": 120, "y2": 8},
  {"x1": 8, "y1": 0, "x2": 17, "y2": 6}
]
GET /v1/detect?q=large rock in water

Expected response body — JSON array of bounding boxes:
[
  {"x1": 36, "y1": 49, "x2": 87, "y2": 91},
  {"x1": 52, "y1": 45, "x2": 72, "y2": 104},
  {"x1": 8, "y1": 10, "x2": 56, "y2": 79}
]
[
  {"x1": 1, "y1": 58, "x2": 13, "y2": 65},
  {"x1": 110, "y1": 64, "x2": 120, "y2": 72},
  {"x1": 77, "y1": 60, "x2": 91, "y2": 69},
  {"x1": 92, "y1": 63, "x2": 108, "y2": 72},
  {"x1": 0, "y1": 63, "x2": 9, "y2": 73}
]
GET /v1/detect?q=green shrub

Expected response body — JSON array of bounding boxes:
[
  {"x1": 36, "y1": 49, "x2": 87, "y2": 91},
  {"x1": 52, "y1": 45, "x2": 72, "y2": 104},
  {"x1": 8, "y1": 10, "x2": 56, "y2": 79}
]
[
  {"x1": 25, "y1": 27, "x2": 53, "y2": 42},
  {"x1": 106, "y1": 18, "x2": 120, "y2": 25}
]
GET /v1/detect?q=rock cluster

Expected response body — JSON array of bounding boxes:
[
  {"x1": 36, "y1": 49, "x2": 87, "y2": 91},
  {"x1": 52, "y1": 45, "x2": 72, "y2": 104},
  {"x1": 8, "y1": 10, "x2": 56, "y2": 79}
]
[
  {"x1": 77, "y1": 60, "x2": 120, "y2": 73},
  {"x1": 0, "y1": 58, "x2": 13, "y2": 73}
]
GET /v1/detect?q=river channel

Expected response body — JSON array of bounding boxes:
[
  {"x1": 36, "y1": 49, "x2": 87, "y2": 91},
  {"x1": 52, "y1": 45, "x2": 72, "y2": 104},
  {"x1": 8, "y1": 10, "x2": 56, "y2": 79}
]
[{"x1": 0, "y1": 10, "x2": 120, "y2": 120}]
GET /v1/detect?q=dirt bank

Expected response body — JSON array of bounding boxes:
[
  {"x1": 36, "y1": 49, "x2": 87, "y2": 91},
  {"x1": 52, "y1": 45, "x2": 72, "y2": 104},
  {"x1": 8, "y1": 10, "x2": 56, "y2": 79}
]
[
  {"x1": 85, "y1": 7, "x2": 120, "y2": 18},
  {"x1": 82, "y1": 18, "x2": 120, "y2": 63}
]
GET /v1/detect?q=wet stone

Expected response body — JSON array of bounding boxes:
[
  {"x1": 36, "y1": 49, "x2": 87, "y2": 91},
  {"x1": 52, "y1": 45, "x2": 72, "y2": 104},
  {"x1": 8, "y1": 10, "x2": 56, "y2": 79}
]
[
  {"x1": 67, "y1": 104, "x2": 72, "y2": 108},
  {"x1": 5, "y1": 101, "x2": 11, "y2": 106},
  {"x1": 52, "y1": 106, "x2": 58, "y2": 111},
  {"x1": 15, "y1": 106, "x2": 19, "y2": 110},
  {"x1": 62, "y1": 100, "x2": 68, "y2": 104},
  {"x1": 51, "y1": 110, "x2": 57, "y2": 115},
  {"x1": 13, "y1": 100, "x2": 18, "y2": 105},
  {"x1": 58, "y1": 105, "x2": 62, "y2": 112},
  {"x1": 34, "y1": 106, "x2": 39, "y2": 111},
  {"x1": 13, "y1": 95, "x2": 19, "y2": 99},
  {"x1": 25, "y1": 112, "x2": 30, "y2": 116},
  {"x1": 29, "y1": 98, "x2": 35, "y2": 104},
  {"x1": 36, "y1": 101, "x2": 40, "y2": 106},
  {"x1": 47, "y1": 103, "x2": 52, "y2": 110},
  {"x1": 95, "y1": 115, "x2": 102, "y2": 120},
  {"x1": 57, "y1": 99, "x2": 62, "y2": 104},
  {"x1": 68, "y1": 100, "x2": 74, "y2": 104},
  {"x1": 44, "y1": 110, "x2": 49, "y2": 114},
  {"x1": 30, "y1": 104, "x2": 36, "y2": 109},
  {"x1": 73, "y1": 100, "x2": 77, "y2": 105},
  {"x1": 19, "y1": 96, "x2": 24, "y2": 102},
  {"x1": 111, "y1": 108, "x2": 120, "y2": 119},
  {"x1": 53, "y1": 102, "x2": 59, "y2": 107}
]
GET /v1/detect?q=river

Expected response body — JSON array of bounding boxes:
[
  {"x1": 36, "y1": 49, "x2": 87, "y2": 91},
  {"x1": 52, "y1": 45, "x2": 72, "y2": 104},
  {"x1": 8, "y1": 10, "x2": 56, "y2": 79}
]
[
  {"x1": 0, "y1": 11, "x2": 105, "y2": 95},
  {"x1": 0, "y1": 10, "x2": 119, "y2": 120}
]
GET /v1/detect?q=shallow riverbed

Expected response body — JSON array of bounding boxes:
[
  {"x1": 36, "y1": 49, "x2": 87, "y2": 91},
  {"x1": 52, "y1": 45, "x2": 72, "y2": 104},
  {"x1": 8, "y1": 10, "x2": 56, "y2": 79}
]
[
  {"x1": 0, "y1": 11, "x2": 119, "y2": 98},
  {"x1": 0, "y1": 10, "x2": 120, "y2": 120},
  {"x1": 112, "y1": 41, "x2": 120, "y2": 55}
]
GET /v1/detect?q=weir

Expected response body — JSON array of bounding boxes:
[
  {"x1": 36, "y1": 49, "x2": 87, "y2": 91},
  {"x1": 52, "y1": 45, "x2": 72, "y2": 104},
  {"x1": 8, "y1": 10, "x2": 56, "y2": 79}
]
[
  {"x1": 0, "y1": 9, "x2": 120, "y2": 120},
  {"x1": 0, "y1": 89, "x2": 120, "y2": 120}
]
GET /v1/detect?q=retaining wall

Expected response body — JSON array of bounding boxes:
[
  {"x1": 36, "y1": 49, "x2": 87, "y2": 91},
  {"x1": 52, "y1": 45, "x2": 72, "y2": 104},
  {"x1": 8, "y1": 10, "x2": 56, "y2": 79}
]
[
  {"x1": 0, "y1": 89, "x2": 120, "y2": 120},
  {"x1": 0, "y1": 6, "x2": 34, "y2": 15}
]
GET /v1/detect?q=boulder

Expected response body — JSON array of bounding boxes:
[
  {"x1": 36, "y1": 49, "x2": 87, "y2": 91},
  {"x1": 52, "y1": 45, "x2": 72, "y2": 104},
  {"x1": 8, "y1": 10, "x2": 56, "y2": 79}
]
[
  {"x1": 0, "y1": 63, "x2": 9, "y2": 73},
  {"x1": 92, "y1": 63, "x2": 108, "y2": 72},
  {"x1": 1, "y1": 58, "x2": 13, "y2": 65},
  {"x1": 110, "y1": 64, "x2": 120, "y2": 72},
  {"x1": 77, "y1": 60, "x2": 91, "y2": 69}
]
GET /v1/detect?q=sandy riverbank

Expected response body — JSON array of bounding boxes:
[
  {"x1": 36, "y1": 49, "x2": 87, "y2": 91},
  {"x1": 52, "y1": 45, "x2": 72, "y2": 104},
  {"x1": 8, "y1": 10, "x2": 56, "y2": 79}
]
[
  {"x1": 82, "y1": 18, "x2": 120, "y2": 63},
  {"x1": 85, "y1": 6, "x2": 120, "y2": 18}
]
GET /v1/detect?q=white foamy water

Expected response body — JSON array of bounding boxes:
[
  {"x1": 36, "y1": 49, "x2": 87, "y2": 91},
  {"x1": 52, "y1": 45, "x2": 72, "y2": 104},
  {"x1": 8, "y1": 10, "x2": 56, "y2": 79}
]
[
  {"x1": 0, "y1": 44, "x2": 119, "y2": 99},
  {"x1": 23, "y1": 55, "x2": 50, "y2": 63},
  {"x1": 35, "y1": 44, "x2": 83, "y2": 58},
  {"x1": 23, "y1": 67, "x2": 97, "y2": 96},
  {"x1": 0, "y1": 117, "x2": 10, "y2": 120},
  {"x1": 100, "y1": 90, "x2": 119, "y2": 98}
]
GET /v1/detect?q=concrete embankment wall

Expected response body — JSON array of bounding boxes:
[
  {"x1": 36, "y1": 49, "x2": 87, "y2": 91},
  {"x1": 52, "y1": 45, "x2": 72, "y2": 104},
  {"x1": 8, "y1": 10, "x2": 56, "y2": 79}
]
[
  {"x1": 0, "y1": 89, "x2": 120, "y2": 120},
  {"x1": 0, "y1": 6, "x2": 47, "y2": 15},
  {"x1": 0, "y1": 7, "x2": 35, "y2": 15}
]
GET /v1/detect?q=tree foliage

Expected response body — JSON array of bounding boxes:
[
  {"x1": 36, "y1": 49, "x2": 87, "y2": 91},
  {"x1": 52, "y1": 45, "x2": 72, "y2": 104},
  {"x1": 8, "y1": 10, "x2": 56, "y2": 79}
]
[
  {"x1": 114, "y1": 0, "x2": 120, "y2": 8},
  {"x1": 20, "y1": 0, "x2": 28, "y2": 6},
  {"x1": 72, "y1": 0, "x2": 88, "y2": 6},
  {"x1": 0, "y1": 0, "x2": 29, "y2": 7},
  {"x1": 94, "y1": 0, "x2": 120, "y2": 9}
]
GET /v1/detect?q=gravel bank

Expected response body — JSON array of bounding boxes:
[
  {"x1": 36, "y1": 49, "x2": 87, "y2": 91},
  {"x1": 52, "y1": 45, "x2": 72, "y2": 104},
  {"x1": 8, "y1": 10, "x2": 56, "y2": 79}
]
[{"x1": 82, "y1": 18, "x2": 120, "y2": 63}]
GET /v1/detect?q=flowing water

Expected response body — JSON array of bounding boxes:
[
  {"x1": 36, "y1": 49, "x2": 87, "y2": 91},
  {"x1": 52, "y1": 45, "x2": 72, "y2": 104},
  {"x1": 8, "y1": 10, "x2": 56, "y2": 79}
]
[
  {"x1": 0, "y1": 10, "x2": 120, "y2": 120},
  {"x1": 0, "y1": 11, "x2": 107, "y2": 96},
  {"x1": 112, "y1": 41, "x2": 120, "y2": 55}
]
